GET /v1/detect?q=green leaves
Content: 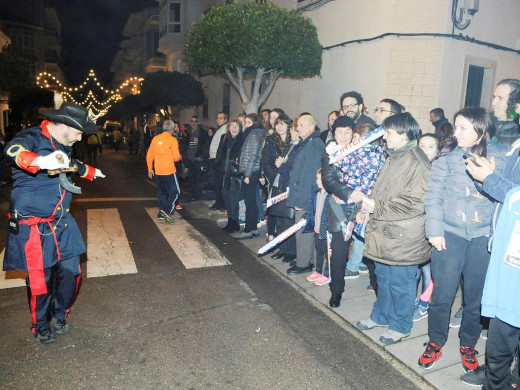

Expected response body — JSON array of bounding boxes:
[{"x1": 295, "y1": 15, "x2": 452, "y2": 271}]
[
  {"x1": 0, "y1": 48, "x2": 31, "y2": 93},
  {"x1": 140, "y1": 71, "x2": 204, "y2": 107},
  {"x1": 185, "y1": 2, "x2": 322, "y2": 79}
]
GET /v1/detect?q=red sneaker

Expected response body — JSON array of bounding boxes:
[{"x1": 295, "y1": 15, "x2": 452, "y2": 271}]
[
  {"x1": 175, "y1": 204, "x2": 183, "y2": 210},
  {"x1": 460, "y1": 346, "x2": 479, "y2": 372},
  {"x1": 418, "y1": 341, "x2": 442, "y2": 369}
]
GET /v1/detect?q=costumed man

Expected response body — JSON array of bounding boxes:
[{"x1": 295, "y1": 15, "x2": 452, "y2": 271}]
[
  {"x1": 3, "y1": 102, "x2": 106, "y2": 344},
  {"x1": 146, "y1": 119, "x2": 182, "y2": 223}
]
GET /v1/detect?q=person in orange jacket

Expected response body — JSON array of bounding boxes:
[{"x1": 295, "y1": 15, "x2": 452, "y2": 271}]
[{"x1": 146, "y1": 120, "x2": 182, "y2": 223}]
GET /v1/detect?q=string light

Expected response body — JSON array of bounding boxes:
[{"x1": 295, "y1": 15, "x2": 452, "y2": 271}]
[{"x1": 36, "y1": 70, "x2": 144, "y2": 121}]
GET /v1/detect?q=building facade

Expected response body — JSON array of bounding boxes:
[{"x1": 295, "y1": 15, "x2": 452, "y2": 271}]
[
  {"x1": 110, "y1": 6, "x2": 166, "y2": 88},
  {"x1": 153, "y1": 0, "x2": 520, "y2": 131}
]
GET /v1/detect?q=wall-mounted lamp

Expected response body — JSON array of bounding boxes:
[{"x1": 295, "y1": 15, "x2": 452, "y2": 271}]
[{"x1": 452, "y1": 0, "x2": 479, "y2": 30}]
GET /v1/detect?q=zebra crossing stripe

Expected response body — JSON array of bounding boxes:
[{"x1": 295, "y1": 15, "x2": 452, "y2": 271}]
[
  {"x1": 145, "y1": 208, "x2": 230, "y2": 269},
  {"x1": 86, "y1": 208, "x2": 138, "y2": 278}
]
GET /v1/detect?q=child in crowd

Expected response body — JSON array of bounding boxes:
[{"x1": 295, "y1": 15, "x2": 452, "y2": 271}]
[
  {"x1": 344, "y1": 124, "x2": 385, "y2": 280},
  {"x1": 413, "y1": 133, "x2": 440, "y2": 321},
  {"x1": 305, "y1": 169, "x2": 331, "y2": 286}
]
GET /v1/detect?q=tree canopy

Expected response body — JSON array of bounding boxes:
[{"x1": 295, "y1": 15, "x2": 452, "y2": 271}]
[
  {"x1": 185, "y1": 1, "x2": 322, "y2": 113},
  {"x1": 140, "y1": 70, "x2": 204, "y2": 118},
  {"x1": 8, "y1": 86, "x2": 54, "y2": 127},
  {"x1": 0, "y1": 48, "x2": 31, "y2": 93}
]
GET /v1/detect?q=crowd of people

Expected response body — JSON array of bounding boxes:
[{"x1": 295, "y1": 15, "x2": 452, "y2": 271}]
[
  {"x1": 147, "y1": 79, "x2": 520, "y2": 389},
  {"x1": 5, "y1": 76, "x2": 520, "y2": 389}
]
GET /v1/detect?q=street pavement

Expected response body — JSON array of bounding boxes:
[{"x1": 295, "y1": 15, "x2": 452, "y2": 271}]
[{"x1": 0, "y1": 146, "x2": 483, "y2": 389}]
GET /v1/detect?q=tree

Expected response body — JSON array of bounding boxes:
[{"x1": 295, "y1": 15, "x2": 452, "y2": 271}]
[
  {"x1": 185, "y1": 1, "x2": 322, "y2": 114},
  {"x1": 139, "y1": 70, "x2": 204, "y2": 118},
  {"x1": 8, "y1": 86, "x2": 54, "y2": 127},
  {"x1": 102, "y1": 94, "x2": 153, "y2": 127},
  {"x1": 0, "y1": 48, "x2": 31, "y2": 94}
]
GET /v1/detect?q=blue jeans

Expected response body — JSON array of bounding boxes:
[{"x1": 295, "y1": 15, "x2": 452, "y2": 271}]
[
  {"x1": 346, "y1": 234, "x2": 364, "y2": 272},
  {"x1": 416, "y1": 262, "x2": 432, "y2": 295},
  {"x1": 370, "y1": 262, "x2": 418, "y2": 334},
  {"x1": 428, "y1": 232, "x2": 489, "y2": 347}
]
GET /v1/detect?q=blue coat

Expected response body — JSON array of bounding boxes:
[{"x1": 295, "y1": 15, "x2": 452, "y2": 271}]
[
  {"x1": 3, "y1": 124, "x2": 91, "y2": 271},
  {"x1": 287, "y1": 131, "x2": 325, "y2": 210},
  {"x1": 481, "y1": 142, "x2": 520, "y2": 250},
  {"x1": 425, "y1": 142, "x2": 507, "y2": 241},
  {"x1": 481, "y1": 187, "x2": 520, "y2": 327}
]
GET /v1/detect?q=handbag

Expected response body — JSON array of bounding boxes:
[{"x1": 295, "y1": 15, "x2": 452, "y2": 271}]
[
  {"x1": 267, "y1": 186, "x2": 295, "y2": 219},
  {"x1": 227, "y1": 160, "x2": 241, "y2": 177}
]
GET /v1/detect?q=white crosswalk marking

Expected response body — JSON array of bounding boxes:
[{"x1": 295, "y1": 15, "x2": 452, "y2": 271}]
[
  {"x1": 86, "y1": 208, "x2": 138, "y2": 278},
  {"x1": 0, "y1": 207, "x2": 230, "y2": 290},
  {"x1": 0, "y1": 248, "x2": 26, "y2": 289},
  {"x1": 145, "y1": 208, "x2": 230, "y2": 269}
]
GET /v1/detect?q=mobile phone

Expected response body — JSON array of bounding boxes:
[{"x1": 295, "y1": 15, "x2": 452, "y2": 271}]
[
  {"x1": 463, "y1": 153, "x2": 481, "y2": 167},
  {"x1": 9, "y1": 215, "x2": 19, "y2": 234}
]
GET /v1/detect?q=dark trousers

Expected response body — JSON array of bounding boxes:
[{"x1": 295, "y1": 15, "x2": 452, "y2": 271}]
[
  {"x1": 277, "y1": 216, "x2": 296, "y2": 256},
  {"x1": 329, "y1": 232, "x2": 352, "y2": 294},
  {"x1": 429, "y1": 232, "x2": 490, "y2": 347},
  {"x1": 186, "y1": 159, "x2": 202, "y2": 199},
  {"x1": 223, "y1": 188, "x2": 240, "y2": 220},
  {"x1": 267, "y1": 215, "x2": 277, "y2": 236},
  {"x1": 484, "y1": 317, "x2": 520, "y2": 390},
  {"x1": 242, "y1": 173, "x2": 259, "y2": 232},
  {"x1": 314, "y1": 234, "x2": 328, "y2": 276},
  {"x1": 27, "y1": 256, "x2": 81, "y2": 332},
  {"x1": 364, "y1": 257, "x2": 378, "y2": 295},
  {"x1": 213, "y1": 162, "x2": 225, "y2": 208},
  {"x1": 86, "y1": 144, "x2": 99, "y2": 165},
  {"x1": 156, "y1": 173, "x2": 179, "y2": 215}
]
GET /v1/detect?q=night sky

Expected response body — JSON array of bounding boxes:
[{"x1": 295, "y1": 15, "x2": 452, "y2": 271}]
[{"x1": 48, "y1": 0, "x2": 156, "y2": 86}]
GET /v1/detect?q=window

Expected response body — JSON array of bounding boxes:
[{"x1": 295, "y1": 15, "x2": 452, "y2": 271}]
[
  {"x1": 9, "y1": 28, "x2": 35, "y2": 56},
  {"x1": 168, "y1": 2, "x2": 181, "y2": 33},
  {"x1": 464, "y1": 65, "x2": 484, "y2": 108},
  {"x1": 146, "y1": 30, "x2": 160, "y2": 60},
  {"x1": 460, "y1": 56, "x2": 496, "y2": 109}
]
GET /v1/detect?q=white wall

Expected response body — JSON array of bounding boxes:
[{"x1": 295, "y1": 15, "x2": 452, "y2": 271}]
[{"x1": 186, "y1": 0, "x2": 520, "y2": 133}]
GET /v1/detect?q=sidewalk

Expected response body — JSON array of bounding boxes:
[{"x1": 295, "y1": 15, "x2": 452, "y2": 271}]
[{"x1": 189, "y1": 201, "x2": 486, "y2": 390}]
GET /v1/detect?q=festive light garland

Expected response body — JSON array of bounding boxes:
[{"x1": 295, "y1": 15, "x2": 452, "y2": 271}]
[{"x1": 36, "y1": 69, "x2": 143, "y2": 121}]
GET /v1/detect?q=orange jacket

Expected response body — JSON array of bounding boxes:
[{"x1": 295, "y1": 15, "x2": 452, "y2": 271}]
[{"x1": 146, "y1": 131, "x2": 182, "y2": 175}]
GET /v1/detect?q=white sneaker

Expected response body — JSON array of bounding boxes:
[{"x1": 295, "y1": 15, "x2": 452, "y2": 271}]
[
  {"x1": 379, "y1": 329, "x2": 410, "y2": 345},
  {"x1": 356, "y1": 318, "x2": 387, "y2": 331}
]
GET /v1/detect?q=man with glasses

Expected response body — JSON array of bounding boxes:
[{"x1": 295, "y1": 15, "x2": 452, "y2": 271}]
[
  {"x1": 374, "y1": 98, "x2": 405, "y2": 126},
  {"x1": 340, "y1": 91, "x2": 376, "y2": 127}
]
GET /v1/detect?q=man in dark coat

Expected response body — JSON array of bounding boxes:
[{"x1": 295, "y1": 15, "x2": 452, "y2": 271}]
[
  {"x1": 3, "y1": 102, "x2": 105, "y2": 344},
  {"x1": 286, "y1": 114, "x2": 325, "y2": 275}
]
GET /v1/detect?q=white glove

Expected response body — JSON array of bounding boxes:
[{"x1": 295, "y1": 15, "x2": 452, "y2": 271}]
[
  {"x1": 34, "y1": 151, "x2": 69, "y2": 170},
  {"x1": 94, "y1": 169, "x2": 105, "y2": 179}
]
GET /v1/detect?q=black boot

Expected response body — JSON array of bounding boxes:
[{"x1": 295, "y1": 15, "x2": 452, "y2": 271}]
[
  {"x1": 329, "y1": 293, "x2": 342, "y2": 308},
  {"x1": 222, "y1": 218, "x2": 231, "y2": 231},
  {"x1": 226, "y1": 219, "x2": 239, "y2": 233}
]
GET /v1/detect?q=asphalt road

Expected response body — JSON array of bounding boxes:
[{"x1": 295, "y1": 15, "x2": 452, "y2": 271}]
[{"x1": 0, "y1": 147, "x2": 428, "y2": 389}]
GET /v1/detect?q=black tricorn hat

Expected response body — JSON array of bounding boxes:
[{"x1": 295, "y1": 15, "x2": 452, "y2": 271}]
[{"x1": 42, "y1": 102, "x2": 97, "y2": 134}]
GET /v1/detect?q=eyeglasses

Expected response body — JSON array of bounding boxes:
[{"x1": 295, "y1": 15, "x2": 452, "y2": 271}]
[
  {"x1": 373, "y1": 108, "x2": 395, "y2": 114},
  {"x1": 341, "y1": 103, "x2": 359, "y2": 110}
]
